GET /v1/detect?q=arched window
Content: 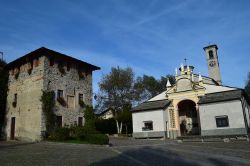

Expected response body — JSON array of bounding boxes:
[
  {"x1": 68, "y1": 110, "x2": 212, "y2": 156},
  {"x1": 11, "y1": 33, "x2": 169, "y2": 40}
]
[{"x1": 208, "y1": 50, "x2": 214, "y2": 59}]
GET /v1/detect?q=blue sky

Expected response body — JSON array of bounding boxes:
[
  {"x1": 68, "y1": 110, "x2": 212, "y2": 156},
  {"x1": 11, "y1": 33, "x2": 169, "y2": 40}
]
[{"x1": 1, "y1": 0, "x2": 250, "y2": 94}]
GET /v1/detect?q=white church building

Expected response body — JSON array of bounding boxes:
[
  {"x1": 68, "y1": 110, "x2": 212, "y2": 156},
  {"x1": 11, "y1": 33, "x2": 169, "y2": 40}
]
[{"x1": 131, "y1": 44, "x2": 250, "y2": 139}]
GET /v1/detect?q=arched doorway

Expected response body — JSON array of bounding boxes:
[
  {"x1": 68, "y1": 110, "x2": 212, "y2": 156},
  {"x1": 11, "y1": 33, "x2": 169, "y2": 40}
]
[{"x1": 178, "y1": 100, "x2": 199, "y2": 136}]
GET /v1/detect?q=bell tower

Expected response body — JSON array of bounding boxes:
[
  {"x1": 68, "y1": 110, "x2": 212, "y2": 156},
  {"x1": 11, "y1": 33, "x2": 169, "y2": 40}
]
[{"x1": 203, "y1": 44, "x2": 222, "y2": 85}]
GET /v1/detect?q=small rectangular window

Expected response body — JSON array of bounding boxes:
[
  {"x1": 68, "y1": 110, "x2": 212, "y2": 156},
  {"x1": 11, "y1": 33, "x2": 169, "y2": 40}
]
[
  {"x1": 142, "y1": 121, "x2": 153, "y2": 131},
  {"x1": 56, "y1": 116, "x2": 62, "y2": 127},
  {"x1": 14, "y1": 93, "x2": 17, "y2": 103},
  {"x1": 12, "y1": 93, "x2": 17, "y2": 108},
  {"x1": 78, "y1": 117, "x2": 83, "y2": 126},
  {"x1": 57, "y1": 90, "x2": 63, "y2": 98},
  {"x1": 79, "y1": 94, "x2": 83, "y2": 102},
  {"x1": 215, "y1": 116, "x2": 229, "y2": 127}
]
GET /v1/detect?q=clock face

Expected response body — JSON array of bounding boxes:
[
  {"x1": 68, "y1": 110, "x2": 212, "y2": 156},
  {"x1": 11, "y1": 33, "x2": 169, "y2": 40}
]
[{"x1": 209, "y1": 61, "x2": 216, "y2": 67}]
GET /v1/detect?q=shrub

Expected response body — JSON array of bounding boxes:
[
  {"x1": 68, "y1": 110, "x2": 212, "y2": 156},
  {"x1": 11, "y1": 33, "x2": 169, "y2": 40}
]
[
  {"x1": 50, "y1": 127, "x2": 70, "y2": 141},
  {"x1": 95, "y1": 118, "x2": 117, "y2": 134},
  {"x1": 69, "y1": 126, "x2": 85, "y2": 139},
  {"x1": 41, "y1": 91, "x2": 55, "y2": 134},
  {"x1": 84, "y1": 106, "x2": 96, "y2": 132},
  {"x1": 84, "y1": 134, "x2": 109, "y2": 145}
]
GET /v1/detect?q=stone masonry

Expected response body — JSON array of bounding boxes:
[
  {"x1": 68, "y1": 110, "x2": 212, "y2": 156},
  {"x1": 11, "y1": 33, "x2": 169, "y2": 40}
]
[{"x1": 5, "y1": 47, "x2": 100, "y2": 141}]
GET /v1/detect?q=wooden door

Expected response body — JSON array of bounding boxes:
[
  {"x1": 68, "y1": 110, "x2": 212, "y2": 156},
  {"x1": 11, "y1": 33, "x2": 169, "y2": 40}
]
[
  {"x1": 67, "y1": 96, "x2": 75, "y2": 109},
  {"x1": 10, "y1": 117, "x2": 15, "y2": 140}
]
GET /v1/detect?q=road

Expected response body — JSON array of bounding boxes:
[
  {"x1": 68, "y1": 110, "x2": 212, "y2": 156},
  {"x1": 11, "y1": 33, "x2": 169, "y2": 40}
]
[{"x1": 0, "y1": 138, "x2": 250, "y2": 166}]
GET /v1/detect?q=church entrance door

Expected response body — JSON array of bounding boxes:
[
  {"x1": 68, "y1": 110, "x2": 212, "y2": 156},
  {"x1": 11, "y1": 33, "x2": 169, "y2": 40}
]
[{"x1": 178, "y1": 100, "x2": 199, "y2": 136}]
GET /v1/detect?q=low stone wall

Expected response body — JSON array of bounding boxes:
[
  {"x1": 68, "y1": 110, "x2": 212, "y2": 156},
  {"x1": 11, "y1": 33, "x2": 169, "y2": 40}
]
[
  {"x1": 201, "y1": 128, "x2": 247, "y2": 136},
  {"x1": 133, "y1": 131, "x2": 168, "y2": 139}
]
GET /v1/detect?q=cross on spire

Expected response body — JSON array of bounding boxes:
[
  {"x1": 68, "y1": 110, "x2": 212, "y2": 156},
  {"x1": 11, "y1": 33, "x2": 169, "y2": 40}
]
[{"x1": 184, "y1": 58, "x2": 187, "y2": 64}]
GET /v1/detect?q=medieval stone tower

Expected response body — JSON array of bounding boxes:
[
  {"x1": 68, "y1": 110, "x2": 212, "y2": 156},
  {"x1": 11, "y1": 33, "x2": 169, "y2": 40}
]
[{"x1": 203, "y1": 44, "x2": 222, "y2": 85}]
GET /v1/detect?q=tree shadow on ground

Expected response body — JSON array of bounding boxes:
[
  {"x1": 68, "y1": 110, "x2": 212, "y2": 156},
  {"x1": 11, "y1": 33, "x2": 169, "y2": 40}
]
[
  {"x1": 207, "y1": 158, "x2": 228, "y2": 166},
  {"x1": 90, "y1": 146, "x2": 201, "y2": 166}
]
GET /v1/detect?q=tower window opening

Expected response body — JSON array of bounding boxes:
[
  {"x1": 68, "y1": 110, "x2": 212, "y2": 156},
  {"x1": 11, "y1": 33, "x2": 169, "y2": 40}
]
[{"x1": 208, "y1": 50, "x2": 214, "y2": 59}]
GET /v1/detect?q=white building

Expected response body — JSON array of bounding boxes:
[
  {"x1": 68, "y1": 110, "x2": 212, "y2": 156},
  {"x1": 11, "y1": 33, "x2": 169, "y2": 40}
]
[
  {"x1": 97, "y1": 108, "x2": 115, "y2": 120},
  {"x1": 132, "y1": 44, "x2": 250, "y2": 139}
]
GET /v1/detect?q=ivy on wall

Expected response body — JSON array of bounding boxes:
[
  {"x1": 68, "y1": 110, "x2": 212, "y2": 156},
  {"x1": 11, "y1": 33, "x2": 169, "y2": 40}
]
[
  {"x1": 41, "y1": 91, "x2": 55, "y2": 133},
  {"x1": 0, "y1": 60, "x2": 8, "y2": 138}
]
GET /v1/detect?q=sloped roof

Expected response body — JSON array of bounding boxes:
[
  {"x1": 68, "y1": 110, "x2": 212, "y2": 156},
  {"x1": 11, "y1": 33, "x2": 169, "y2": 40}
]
[
  {"x1": 131, "y1": 99, "x2": 170, "y2": 112},
  {"x1": 6, "y1": 47, "x2": 100, "y2": 71},
  {"x1": 198, "y1": 90, "x2": 243, "y2": 104},
  {"x1": 97, "y1": 108, "x2": 114, "y2": 116},
  {"x1": 204, "y1": 84, "x2": 238, "y2": 94},
  {"x1": 148, "y1": 91, "x2": 167, "y2": 101}
]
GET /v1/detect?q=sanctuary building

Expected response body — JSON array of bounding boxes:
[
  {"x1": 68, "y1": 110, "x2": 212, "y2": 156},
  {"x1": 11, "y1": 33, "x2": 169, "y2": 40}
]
[{"x1": 132, "y1": 45, "x2": 250, "y2": 139}]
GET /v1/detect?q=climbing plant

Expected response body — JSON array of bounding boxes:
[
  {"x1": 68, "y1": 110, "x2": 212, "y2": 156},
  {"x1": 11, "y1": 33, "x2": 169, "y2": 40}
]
[
  {"x1": 41, "y1": 91, "x2": 55, "y2": 134},
  {"x1": 0, "y1": 60, "x2": 8, "y2": 138}
]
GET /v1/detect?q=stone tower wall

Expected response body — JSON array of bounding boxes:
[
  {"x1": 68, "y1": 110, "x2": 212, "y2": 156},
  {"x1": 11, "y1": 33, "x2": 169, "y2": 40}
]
[
  {"x1": 42, "y1": 56, "x2": 93, "y2": 128},
  {"x1": 5, "y1": 56, "x2": 45, "y2": 141}
]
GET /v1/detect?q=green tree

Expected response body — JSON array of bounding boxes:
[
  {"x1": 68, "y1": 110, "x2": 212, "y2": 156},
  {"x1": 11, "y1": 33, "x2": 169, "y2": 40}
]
[
  {"x1": 245, "y1": 71, "x2": 250, "y2": 95},
  {"x1": 84, "y1": 106, "x2": 96, "y2": 133},
  {"x1": 134, "y1": 74, "x2": 175, "y2": 102},
  {"x1": 0, "y1": 60, "x2": 8, "y2": 138},
  {"x1": 96, "y1": 66, "x2": 135, "y2": 134},
  {"x1": 41, "y1": 91, "x2": 55, "y2": 134},
  {"x1": 117, "y1": 104, "x2": 132, "y2": 135}
]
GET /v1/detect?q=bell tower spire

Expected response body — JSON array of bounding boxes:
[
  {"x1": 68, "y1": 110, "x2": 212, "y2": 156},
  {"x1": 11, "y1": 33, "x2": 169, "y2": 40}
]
[{"x1": 203, "y1": 44, "x2": 222, "y2": 85}]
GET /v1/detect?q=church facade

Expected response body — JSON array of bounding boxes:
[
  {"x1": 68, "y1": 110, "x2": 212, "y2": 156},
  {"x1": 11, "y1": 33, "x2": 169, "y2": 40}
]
[{"x1": 132, "y1": 45, "x2": 250, "y2": 139}]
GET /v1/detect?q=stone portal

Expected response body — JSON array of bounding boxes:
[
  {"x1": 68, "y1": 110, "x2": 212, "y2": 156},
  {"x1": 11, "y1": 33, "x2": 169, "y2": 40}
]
[{"x1": 178, "y1": 100, "x2": 199, "y2": 136}]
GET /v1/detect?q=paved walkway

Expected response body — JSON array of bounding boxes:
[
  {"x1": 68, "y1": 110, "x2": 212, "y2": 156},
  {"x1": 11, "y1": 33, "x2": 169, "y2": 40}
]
[{"x1": 0, "y1": 138, "x2": 250, "y2": 165}]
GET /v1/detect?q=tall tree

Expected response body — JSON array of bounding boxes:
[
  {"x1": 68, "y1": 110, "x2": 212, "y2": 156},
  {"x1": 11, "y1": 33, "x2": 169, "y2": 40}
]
[
  {"x1": 134, "y1": 74, "x2": 175, "y2": 102},
  {"x1": 245, "y1": 71, "x2": 250, "y2": 95},
  {"x1": 96, "y1": 66, "x2": 135, "y2": 134},
  {"x1": 0, "y1": 60, "x2": 8, "y2": 138}
]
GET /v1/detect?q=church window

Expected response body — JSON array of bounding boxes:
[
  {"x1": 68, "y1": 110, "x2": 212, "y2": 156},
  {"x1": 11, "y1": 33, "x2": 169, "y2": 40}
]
[
  {"x1": 215, "y1": 116, "x2": 229, "y2": 127},
  {"x1": 208, "y1": 50, "x2": 214, "y2": 59},
  {"x1": 142, "y1": 121, "x2": 153, "y2": 131}
]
